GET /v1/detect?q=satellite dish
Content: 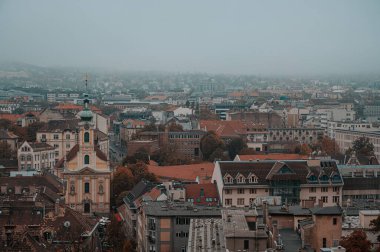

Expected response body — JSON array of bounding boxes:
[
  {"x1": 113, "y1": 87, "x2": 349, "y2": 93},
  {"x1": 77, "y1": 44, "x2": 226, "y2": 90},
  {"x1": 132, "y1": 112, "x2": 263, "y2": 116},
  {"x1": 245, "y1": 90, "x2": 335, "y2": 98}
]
[{"x1": 64, "y1": 221, "x2": 71, "y2": 228}]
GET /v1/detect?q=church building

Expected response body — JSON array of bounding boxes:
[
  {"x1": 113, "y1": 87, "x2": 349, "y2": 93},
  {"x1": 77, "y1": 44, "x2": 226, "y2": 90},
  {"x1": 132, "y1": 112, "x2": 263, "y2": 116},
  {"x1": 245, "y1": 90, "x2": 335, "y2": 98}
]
[{"x1": 60, "y1": 94, "x2": 111, "y2": 214}]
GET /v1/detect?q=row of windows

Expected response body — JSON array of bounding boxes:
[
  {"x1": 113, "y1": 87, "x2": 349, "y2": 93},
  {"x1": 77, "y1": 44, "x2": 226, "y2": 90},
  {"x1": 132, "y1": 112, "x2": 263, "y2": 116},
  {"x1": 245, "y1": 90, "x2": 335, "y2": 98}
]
[
  {"x1": 70, "y1": 182, "x2": 104, "y2": 194},
  {"x1": 224, "y1": 175, "x2": 258, "y2": 184},
  {"x1": 225, "y1": 188, "x2": 266, "y2": 194},
  {"x1": 309, "y1": 196, "x2": 340, "y2": 203},
  {"x1": 309, "y1": 187, "x2": 340, "y2": 193},
  {"x1": 225, "y1": 198, "x2": 256, "y2": 206}
]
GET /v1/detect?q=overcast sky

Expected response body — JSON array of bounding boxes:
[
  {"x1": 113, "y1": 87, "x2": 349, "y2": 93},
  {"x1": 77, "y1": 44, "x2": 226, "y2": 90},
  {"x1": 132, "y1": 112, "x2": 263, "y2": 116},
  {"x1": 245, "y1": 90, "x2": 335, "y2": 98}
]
[{"x1": 0, "y1": 0, "x2": 379, "y2": 75}]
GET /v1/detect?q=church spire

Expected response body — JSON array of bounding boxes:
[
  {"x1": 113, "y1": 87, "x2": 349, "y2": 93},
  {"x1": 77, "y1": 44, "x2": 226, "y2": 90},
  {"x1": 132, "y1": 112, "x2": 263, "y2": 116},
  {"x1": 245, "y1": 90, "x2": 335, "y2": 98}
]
[{"x1": 79, "y1": 73, "x2": 93, "y2": 122}]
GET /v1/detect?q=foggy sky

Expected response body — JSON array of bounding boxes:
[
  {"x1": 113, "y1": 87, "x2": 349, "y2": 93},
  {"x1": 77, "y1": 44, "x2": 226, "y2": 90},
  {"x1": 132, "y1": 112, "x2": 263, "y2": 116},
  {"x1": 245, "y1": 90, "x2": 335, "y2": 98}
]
[{"x1": 0, "y1": 0, "x2": 379, "y2": 75}]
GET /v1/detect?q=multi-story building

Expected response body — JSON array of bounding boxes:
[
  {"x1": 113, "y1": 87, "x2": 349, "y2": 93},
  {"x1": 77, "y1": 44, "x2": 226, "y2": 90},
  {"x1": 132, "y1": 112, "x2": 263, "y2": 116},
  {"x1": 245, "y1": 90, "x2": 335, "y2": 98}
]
[
  {"x1": 267, "y1": 128, "x2": 324, "y2": 144},
  {"x1": 327, "y1": 121, "x2": 375, "y2": 139},
  {"x1": 46, "y1": 93, "x2": 56, "y2": 102},
  {"x1": 137, "y1": 201, "x2": 221, "y2": 252},
  {"x1": 120, "y1": 118, "x2": 146, "y2": 142},
  {"x1": 137, "y1": 130, "x2": 205, "y2": 161},
  {"x1": 18, "y1": 141, "x2": 56, "y2": 172},
  {"x1": 212, "y1": 159, "x2": 343, "y2": 207},
  {"x1": 59, "y1": 96, "x2": 111, "y2": 215},
  {"x1": 0, "y1": 129, "x2": 19, "y2": 155},
  {"x1": 335, "y1": 129, "x2": 380, "y2": 161}
]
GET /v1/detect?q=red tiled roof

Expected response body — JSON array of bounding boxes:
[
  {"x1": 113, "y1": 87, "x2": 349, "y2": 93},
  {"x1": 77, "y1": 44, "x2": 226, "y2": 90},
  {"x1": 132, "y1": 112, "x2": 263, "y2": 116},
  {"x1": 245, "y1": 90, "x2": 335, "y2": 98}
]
[
  {"x1": 185, "y1": 183, "x2": 219, "y2": 206},
  {"x1": 148, "y1": 162, "x2": 214, "y2": 184},
  {"x1": 200, "y1": 120, "x2": 249, "y2": 137},
  {"x1": 0, "y1": 113, "x2": 22, "y2": 122},
  {"x1": 145, "y1": 187, "x2": 162, "y2": 201},
  {"x1": 54, "y1": 103, "x2": 83, "y2": 110},
  {"x1": 237, "y1": 153, "x2": 309, "y2": 161}
]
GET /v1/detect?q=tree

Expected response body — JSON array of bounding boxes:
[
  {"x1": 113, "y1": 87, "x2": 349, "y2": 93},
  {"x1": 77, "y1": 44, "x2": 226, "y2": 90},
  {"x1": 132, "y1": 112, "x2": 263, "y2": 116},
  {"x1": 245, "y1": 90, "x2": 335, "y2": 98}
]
[
  {"x1": 200, "y1": 131, "x2": 225, "y2": 161},
  {"x1": 320, "y1": 137, "x2": 340, "y2": 156},
  {"x1": 370, "y1": 215, "x2": 380, "y2": 242},
  {"x1": 105, "y1": 215, "x2": 128, "y2": 251},
  {"x1": 299, "y1": 143, "x2": 312, "y2": 155},
  {"x1": 226, "y1": 137, "x2": 247, "y2": 160},
  {"x1": 123, "y1": 147, "x2": 150, "y2": 165},
  {"x1": 111, "y1": 163, "x2": 157, "y2": 207},
  {"x1": 350, "y1": 137, "x2": 374, "y2": 156},
  {"x1": 167, "y1": 122, "x2": 183, "y2": 132},
  {"x1": 340, "y1": 229, "x2": 372, "y2": 252},
  {"x1": 151, "y1": 143, "x2": 188, "y2": 165}
]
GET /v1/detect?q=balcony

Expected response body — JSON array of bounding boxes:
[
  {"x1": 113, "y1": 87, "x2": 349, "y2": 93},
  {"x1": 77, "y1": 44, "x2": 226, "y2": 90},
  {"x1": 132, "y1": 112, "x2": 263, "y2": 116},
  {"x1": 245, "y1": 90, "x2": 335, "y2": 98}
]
[{"x1": 148, "y1": 235, "x2": 156, "y2": 243}]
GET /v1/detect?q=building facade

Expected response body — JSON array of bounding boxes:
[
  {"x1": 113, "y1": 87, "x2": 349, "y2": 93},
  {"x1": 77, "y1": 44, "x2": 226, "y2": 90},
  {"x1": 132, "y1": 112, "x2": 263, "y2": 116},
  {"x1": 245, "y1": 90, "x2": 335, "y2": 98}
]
[
  {"x1": 18, "y1": 141, "x2": 56, "y2": 172},
  {"x1": 60, "y1": 97, "x2": 111, "y2": 215},
  {"x1": 212, "y1": 160, "x2": 343, "y2": 208}
]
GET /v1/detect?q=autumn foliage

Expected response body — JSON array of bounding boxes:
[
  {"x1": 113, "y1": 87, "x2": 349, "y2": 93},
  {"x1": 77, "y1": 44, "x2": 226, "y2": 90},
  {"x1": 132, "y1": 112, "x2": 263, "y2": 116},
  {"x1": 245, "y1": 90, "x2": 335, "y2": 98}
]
[{"x1": 340, "y1": 230, "x2": 372, "y2": 252}]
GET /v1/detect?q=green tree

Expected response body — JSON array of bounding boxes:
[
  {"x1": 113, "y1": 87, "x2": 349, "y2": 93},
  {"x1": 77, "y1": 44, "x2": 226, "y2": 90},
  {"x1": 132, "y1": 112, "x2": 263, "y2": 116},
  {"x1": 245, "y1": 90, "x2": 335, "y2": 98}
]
[
  {"x1": 350, "y1": 137, "x2": 374, "y2": 156},
  {"x1": 200, "y1": 131, "x2": 225, "y2": 161},
  {"x1": 370, "y1": 215, "x2": 380, "y2": 242},
  {"x1": 226, "y1": 137, "x2": 247, "y2": 160},
  {"x1": 340, "y1": 229, "x2": 372, "y2": 252}
]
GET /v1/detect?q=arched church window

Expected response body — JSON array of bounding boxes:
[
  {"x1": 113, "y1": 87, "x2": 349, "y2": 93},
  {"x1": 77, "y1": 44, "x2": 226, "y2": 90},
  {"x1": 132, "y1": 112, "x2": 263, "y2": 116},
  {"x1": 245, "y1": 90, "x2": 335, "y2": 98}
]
[
  {"x1": 84, "y1": 155, "x2": 90, "y2": 165},
  {"x1": 84, "y1": 132, "x2": 90, "y2": 143}
]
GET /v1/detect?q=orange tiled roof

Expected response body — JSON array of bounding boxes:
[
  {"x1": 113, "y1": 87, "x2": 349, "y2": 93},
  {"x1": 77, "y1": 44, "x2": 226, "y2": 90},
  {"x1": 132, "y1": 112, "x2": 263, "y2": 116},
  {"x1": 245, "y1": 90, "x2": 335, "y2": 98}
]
[
  {"x1": 144, "y1": 95, "x2": 168, "y2": 101},
  {"x1": 228, "y1": 91, "x2": 245, "y2": 98},
  {"x1": 184, "y1": 183, "x2": 219, "y2": 206},
  {"x1": 0, "y1": 113, "x2": 22, "y2": 122},
  {"x1": 54, "y1": 103, "x2": 83, "y2": 110},
  {"x1": 237, "y1": 153, "x2": 309, "y2": 161},
  {"x1": 200, "y1": 120, "x2": 248, "y2": 137},
  {"x1": 148, "y1": 162, "x2": 214, "y2": 184}
]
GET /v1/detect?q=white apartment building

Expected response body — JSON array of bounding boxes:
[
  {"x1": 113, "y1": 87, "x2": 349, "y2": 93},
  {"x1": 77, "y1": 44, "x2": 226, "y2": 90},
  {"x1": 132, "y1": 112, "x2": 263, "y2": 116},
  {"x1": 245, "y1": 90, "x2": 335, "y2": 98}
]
[
  {"x1": 18, "y1": 141, "x2": 56, "y2": 172},
  {"x1": 335, "y1": 129, "x2": 380, "y2": 161},
  {"x1": 327, "y1": 121, "x2": 375, "y2": 139},
  {"x1": 47, "y1": 93, "x2": 56, "y2": 102}
]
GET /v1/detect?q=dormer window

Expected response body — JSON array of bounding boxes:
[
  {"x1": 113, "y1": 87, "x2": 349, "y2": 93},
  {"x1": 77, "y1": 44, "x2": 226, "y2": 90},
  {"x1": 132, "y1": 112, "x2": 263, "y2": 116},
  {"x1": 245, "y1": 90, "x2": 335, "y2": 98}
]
[
  {"x1": 319, "y1": 174, "x2": 329, "y2": 183},
  {"x1": 331, "y1": 174, "x2": 342, "y2": 183},
  {"x1": 307, "y1": 175, "x2": 318, "y2": 183},
  {"x1": 249, "y1": 175, "x2": 258, "y2": 183},
  {"x1": 236, "y1": 174, "x2": 246, "y2": 184},
  {"x1": 224, "y1": 174, "x2": 233, "y2": 184}
]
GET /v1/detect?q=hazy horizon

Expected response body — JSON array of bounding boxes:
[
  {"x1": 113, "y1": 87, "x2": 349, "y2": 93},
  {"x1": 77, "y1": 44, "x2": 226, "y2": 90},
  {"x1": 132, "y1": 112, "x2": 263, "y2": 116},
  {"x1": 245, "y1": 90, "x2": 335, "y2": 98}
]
[{"x1": 1, "y1": 0, "x2": 380, "y2": 75}]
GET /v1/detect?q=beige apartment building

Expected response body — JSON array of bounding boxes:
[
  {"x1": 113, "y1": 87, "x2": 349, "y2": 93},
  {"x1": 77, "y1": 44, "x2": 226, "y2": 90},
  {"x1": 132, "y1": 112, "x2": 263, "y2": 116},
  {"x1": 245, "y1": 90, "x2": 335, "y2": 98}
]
[
  {"x1": 212, "y1": 159, "x2": 343, "y2": 208},
  {"x1": 335, "y1": 129, "x2": 380, "y2": 160}
]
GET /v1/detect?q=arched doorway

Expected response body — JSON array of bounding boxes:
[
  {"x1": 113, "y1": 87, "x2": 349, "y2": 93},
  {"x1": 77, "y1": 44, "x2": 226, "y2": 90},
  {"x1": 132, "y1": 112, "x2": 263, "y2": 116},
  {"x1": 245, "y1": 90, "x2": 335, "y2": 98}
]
[{"x1": 84, "y1": 202, "x2": 91, "y2": 213}]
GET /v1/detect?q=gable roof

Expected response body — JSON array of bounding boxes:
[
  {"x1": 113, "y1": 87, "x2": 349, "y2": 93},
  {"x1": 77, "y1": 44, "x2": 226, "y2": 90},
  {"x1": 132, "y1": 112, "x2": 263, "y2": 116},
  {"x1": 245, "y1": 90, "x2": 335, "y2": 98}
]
[{"x1": 55, "y1": 144, "x2": 107, "y2": 168}]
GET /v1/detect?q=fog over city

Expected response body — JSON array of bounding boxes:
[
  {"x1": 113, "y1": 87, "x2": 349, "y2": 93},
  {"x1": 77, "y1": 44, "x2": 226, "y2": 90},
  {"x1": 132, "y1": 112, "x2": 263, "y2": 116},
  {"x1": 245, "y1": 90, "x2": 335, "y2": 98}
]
[{"x1": 1, "y1": 0, "x2": 380, "y2": 75}]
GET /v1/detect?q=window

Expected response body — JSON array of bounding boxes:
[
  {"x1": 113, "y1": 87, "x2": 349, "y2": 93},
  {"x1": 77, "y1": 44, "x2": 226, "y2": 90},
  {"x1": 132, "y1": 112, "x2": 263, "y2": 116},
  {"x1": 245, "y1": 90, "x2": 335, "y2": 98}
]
[
  {"x1": 224, "y1": 176, "x2": 233, "y2": 184},
  {"x1": 66, "y1": 134, "x2": 70, "y2": 139},
  {"x1": 84, "y1": 155, "x2": 90, "y2": 165},
  {"x1": 249, "y1": 198, "x2": 255, "y2": 205},
  {"x1": 237, "y1": 198, "x2": 245, "y2": 205},
  {"x1": 84, "y1": 182, "x2": 90, "y2": 193},
  {"x1": 321, "y1": 187, "x2": 328, "y2": 192},
  {"x1": 244, "y1": 240, "x2": 249, "y2": 250},
  {"x1": 237, "y1": 175, "x2": 245, "y2": 183},
  {"x1": 309, "y1": 187, "x2": 316, "y2": 193},
  {"x1": 54, "y1": 134, "x2": 59, "y2": 140},
  {"x1": 321, "y1": 196, "x2": 328, "y2": 203},
  {"x1": 176, "y1": 217, "x2": 190, "y2": 225},
  {"x1": 27, "y1": 155, "x2": 32, "y2": 161},
  {"x1": 70, "y1": 183, "x2": 75, "y2": 195},
  {"x1": 333, "y1": 187, "x2": 339, "y2": 192},
  {"x1": 309, "y1": 197, "x2": 316, "y2": 203},
  {"x1": 66, "y1": 143, "x2": 70, "y2": 149},
  {"x1": 225, "y1": 189, "x2": 232, "y2": 195},
  {"x1": 249, "y1": 175, "x2": 258, "y2": 183},
  {"x1": 333, "y1": 196, "x2": 340, "y2": 204},
  {"x1": 84, "y1": 132, "x2": 90, "y2": 143},
  {"x1": 20, "y1": 155, "x2": 25, "y2": 161},
  {"x1": 250, "y1": 188, "x2": 257, "y2": 194},
  {"x1": 333, "y1": 218, "x2": 337, "y2": 225},
  {"x1": 188, "y1": 198, "x2": 194, "y2": 202},
  {"x1": 225, "y1": 199, "x2": 232, "y2": 206},
  {"x1": 237, "y1": 188, "x2": 245, "y2": 194},
  {"x1": 323, "y1": 238, "x2": 327, "y2": 248}
]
